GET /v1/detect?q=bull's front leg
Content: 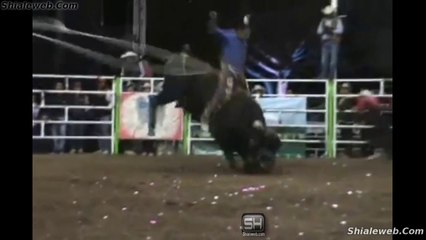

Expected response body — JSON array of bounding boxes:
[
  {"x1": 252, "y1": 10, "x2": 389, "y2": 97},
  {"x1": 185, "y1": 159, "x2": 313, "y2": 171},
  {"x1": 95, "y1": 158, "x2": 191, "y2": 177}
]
[
  {"x1": 240, "y1": 150, "x2": 262, "y2": 174},
  {"x1": 224, "y1": 151, "x2": 237, "y2": 170}
]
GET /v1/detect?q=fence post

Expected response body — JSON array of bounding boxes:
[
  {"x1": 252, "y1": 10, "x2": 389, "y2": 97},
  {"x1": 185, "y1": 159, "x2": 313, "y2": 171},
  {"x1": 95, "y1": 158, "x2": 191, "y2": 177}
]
[
  {"x1": 379, "y1": 79, "x2": 385, "y2": 95},
  {"x1": 326, "y1": 79, "x2": 337, "y2": 158},
  {"x1": 183, "y1": 113, "x2": 191, "y2": 155},
  {"x1": 113, "y1": 76, "x2": 122, "y2": 155},
  {"x1": 332, "y1": 79, "x2": 337, "y2": 158}
]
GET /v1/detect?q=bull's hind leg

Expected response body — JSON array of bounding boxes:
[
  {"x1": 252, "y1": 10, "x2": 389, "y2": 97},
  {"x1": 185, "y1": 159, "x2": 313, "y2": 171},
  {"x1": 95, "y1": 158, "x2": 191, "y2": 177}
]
[{"x1": 148, "y1": 81, "x2": 186, "y2": 136}]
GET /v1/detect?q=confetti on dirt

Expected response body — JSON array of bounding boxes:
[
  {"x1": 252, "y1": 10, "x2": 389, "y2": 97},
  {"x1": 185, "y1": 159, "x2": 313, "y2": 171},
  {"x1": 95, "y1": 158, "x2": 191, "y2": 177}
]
[{"x1": 33, "y1": 155, "x2": 392, "y2": 240}]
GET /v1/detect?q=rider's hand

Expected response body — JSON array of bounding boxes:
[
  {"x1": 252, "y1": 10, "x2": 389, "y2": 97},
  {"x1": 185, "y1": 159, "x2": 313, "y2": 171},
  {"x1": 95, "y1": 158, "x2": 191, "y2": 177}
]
[
  {"x1": 209, "y1": 11, "x2": 217, "y2": 19},
  {"x1": 243, "y1": 15, "x2": 250, "y2": 25}
]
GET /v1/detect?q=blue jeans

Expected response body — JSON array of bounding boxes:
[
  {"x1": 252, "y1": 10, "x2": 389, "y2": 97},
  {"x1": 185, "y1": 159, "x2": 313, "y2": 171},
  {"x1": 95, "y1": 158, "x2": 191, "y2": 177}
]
[
  {"x1": 98, "y1": 115, "x2": 111, "y2": 153},
  {"x1": 320, "y1": 40, "x2": 339, "y2": 79},
  {"x1": 51, "y1": 118, "x2": 67, "y2": 153}
]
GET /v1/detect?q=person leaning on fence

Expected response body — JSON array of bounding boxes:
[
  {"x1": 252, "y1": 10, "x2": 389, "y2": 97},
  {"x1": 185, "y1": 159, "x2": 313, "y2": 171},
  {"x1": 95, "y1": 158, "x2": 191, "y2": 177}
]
[
  {"x1": 120, "y1": 51, "x2": 158, "y2": 155},
  {"x1": 92, "y1": 78, "x2": 113, "y2": 154},
  {"x1": 251, "y1": 84, "x2": 266, "y2": 99},
  {"x1": 33, "y1": 94, "x2": 49, "y2": 153},
  {"x1": 33, "y1": 94, "x2": 40, "y2": 128},
  {"x1": 317, "y1": 5, "x2": 344, "y2": 79},
  {"x1": 120, "y1": 51, "x2": 154, "y2": 79},
  {"x1": 120, "y1": 51, "x2": 139, "y2": 90},
  {"x1": 46, "y1": 81, "x2": 69, "y2": 154},
  {"x1": 69, "y1": 81, "x2": 90, "y2": 154},
  {"x1": 33, "y1": 94, "x2": 43, "y2": 136},
  {"x1": 138, "y1": 81, "x2": 156, "y2": 156},
  {"x1": 354, "y1": 90, "x2": 391, "y2": 159}
]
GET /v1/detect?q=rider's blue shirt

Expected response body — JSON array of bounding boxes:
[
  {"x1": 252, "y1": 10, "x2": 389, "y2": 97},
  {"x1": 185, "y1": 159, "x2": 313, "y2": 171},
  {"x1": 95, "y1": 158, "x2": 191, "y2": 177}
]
[{"x1": 210, "y1": 26, "x2": 247, "y2": 74}]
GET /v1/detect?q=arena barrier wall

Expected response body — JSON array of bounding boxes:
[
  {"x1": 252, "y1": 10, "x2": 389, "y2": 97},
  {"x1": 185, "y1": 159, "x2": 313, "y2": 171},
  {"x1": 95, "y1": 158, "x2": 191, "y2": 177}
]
[{"x1": 32, "y1": 74, "x2": 392, "y2": 158}]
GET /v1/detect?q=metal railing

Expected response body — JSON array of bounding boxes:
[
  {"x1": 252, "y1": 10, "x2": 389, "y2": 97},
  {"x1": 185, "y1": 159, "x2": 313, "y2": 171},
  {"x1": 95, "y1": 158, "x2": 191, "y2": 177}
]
[
  {"x1": 333, "y1": 79, "x2": 393, "y2": 144},
  {"x1": 33, "y1": 74, "x2": 392, "y2": 157}
]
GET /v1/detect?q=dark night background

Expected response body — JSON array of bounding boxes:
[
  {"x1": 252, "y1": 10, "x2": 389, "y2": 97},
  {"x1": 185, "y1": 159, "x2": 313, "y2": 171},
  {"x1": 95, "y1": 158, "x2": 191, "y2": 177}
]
[{"x1": 32, "y1": 0, "x2": 392, "y2": 78}]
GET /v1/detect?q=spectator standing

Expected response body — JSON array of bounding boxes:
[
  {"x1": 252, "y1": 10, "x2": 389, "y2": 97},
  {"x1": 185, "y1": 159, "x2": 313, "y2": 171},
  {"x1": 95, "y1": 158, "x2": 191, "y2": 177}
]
[
  {"x1": 69, "y1": 81, "x2": 90, "y2": 153},
  {"x1": 33, "y1": 93, "x2": 49, "y2": 153},
  {"x1": 354, "y1": 90, "x2": 388, "y2": 159},
  {"x1": 120, "y1": 51, "x2": 139, "y2": 88},
  {"x1": 33, "y1": 94, "x2": 42, "y2": 138},
  {"x1": 139, "y1": 55, "x2": 157, "y2": 155},
  {"x1": 138, "y1": 81, "x2": 156, "y2": 156},
  {"x1": 92, "y1": 78, "x2": 113, "y2": 154},
  {"x1": 139, "y1": 81, "x2": 152, "y2": 92},
  {"x1": 120, "y1": 51, "x2": 154, "y2": 88},
  {"x1": 139, "y1": 57, "x2": 154, "y2": 78},
  {"x1": 123, "y1": 81, "x2": 154, "y2": 156},
  {"x1": 120, "y1": 51, "x2": 157, "y2": 156},
  {"x1": 337, "y1": 83, "x2": 356, "y2": 157},
  {"x1": 317, "y1": 5, "x2": 344, "y2": 79},
  {"x1": 154, "y1": 81, "x2": 163, "y2": 93},
  {"x1": 33, "y1": 94, "x2": 40, "y2": 127},
  {"x1": 122, "y1": 81, "x2": 137, "y2": 155},
  {"x1": 251, "y1": 84, "x2": 266, "y2": 100},
  {"x1": 46, "y1": 81, "x2": 68, "y2": 154}
]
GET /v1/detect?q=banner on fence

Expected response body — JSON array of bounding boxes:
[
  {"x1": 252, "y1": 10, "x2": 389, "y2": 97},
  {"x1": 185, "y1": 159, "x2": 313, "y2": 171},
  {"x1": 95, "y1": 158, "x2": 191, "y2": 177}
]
[
  {"x1": 259, "y1": 97, "x2": 307, "y2": 158},
  {"x1": 120, "y1": 92, "x2": 184, "y2": 140},
  {"x1": 258, "y1": 97, "x2": 306, "y2": 126}
]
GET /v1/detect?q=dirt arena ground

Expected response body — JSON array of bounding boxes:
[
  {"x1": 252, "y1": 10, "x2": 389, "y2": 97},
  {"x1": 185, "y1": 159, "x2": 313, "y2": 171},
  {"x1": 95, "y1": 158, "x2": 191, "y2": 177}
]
[{"x1": 33, "y1": 154, "x2": 392, "y2": 240}]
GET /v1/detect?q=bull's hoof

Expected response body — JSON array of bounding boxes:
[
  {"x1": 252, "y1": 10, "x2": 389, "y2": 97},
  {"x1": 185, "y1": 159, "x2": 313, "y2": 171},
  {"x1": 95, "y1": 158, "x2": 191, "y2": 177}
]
[
  {"x1": 242, "y1": 161, "x2": 275, "y2": 174},
  {"x1": 243, "y1": 162, "x2": 261, "y2": 174},
  {"x1": 259, "y1": 160, "x2": 275, "y2": 173},
  {"x1": 228, "y1": 162, "x2": 237, "y2": 170},
  {"x1": 224, "y1": 153, "x2": 237, "y2": 170}
]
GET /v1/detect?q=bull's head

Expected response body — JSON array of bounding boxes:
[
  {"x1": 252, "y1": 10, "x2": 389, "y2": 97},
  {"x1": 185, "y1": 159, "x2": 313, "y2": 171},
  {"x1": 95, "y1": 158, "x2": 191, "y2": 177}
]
[
  {"x1": 248, "y1": 120, "x2": 282, "y2": 173},
  {"x1": 258, "y1": 128, "x2": 281, "y2": 172}
]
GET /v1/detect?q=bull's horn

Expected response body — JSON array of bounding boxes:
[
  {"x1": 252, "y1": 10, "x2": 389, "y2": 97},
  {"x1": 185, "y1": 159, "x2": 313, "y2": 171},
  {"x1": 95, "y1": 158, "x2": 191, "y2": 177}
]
[{"x1": 252, "y1": 120, "x2": 264, "y2": 130}]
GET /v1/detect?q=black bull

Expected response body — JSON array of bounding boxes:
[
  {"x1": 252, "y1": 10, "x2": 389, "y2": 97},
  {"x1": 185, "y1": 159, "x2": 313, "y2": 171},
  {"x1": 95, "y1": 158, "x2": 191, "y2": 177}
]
[{"x1": 148, "y1": 72, "x2": 281, "y2": 173}]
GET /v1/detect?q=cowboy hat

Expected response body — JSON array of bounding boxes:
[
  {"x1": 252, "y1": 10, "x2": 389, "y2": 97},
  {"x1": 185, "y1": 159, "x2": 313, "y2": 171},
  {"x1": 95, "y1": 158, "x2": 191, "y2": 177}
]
[
  {"x1": 120, "y1": 51, "x2": 137, "y2": 59},
  {"x1": 341, "y1": 83, "x2": 351, "y2": 88},
  {"x1": 252, "y1": 84, "x2": 265, "y2": 92},
  {"x1": 142, "y1": 82, "x2": 151, "y2": 88},
  {"x1": 322, "y1": 5, "x2": 335, "y2": 15},
  {"x1": 359, "y1": 89, "x2": 373, "y2": 97}
]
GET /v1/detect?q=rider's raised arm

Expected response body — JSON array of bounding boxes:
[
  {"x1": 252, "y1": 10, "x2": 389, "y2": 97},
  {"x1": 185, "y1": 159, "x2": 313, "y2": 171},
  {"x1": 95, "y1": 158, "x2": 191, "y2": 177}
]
[{"x1": 207, "y1": 11, "x2": 237, "y2": 41}]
